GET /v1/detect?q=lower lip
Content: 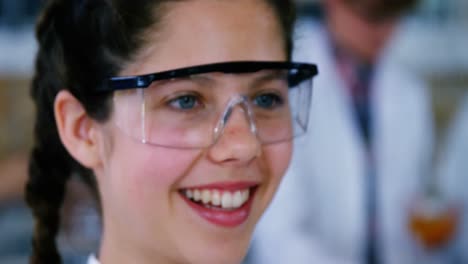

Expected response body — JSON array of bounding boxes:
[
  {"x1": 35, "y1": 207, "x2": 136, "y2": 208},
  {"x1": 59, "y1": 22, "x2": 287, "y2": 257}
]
[{"x1": 180, "y1": 189, "x2": 256, "y2": 228}]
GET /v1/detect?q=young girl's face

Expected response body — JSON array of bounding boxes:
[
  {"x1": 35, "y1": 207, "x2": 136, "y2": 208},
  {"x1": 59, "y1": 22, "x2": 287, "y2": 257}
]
[{"x1": 94, "y1": 1, "x2": 292, "y2": 263}]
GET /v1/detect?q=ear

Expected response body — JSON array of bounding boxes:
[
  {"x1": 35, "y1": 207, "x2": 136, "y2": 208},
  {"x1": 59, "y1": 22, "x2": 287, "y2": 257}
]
[{"x1": 54, "y1": 90, "x2": 103, "y2": 169}]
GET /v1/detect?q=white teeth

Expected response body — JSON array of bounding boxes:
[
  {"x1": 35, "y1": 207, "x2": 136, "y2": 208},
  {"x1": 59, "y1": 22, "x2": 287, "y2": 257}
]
[
  {"x1": 221, "y1": 192, "x2": 233, "y2": 208},
  {"x1": 193, "y1": 189, "x2": 201, "y2": 201},
  {"x1": 232, "y1": 191, "x2": 243, "y2": 208},
  {"x1": 202, "y1": 190, "x2": 211, "y2": 204},
  {"x1": 183, "y1": 188, "x2": 252, "y2": 209},
  {"x1": 242, "y1": 189, "x2": 250, "y2": 203},
  {"x1": 212, "y1": 190, "x2": 221, "y2": 206}
]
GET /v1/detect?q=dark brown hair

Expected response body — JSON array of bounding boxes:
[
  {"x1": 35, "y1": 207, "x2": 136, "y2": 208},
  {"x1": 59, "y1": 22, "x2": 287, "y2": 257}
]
[{"x1": 25, "y1": 0, "x2": 297, "y2": 263}]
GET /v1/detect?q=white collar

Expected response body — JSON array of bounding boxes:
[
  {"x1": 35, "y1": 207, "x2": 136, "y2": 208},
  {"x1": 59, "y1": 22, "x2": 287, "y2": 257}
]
[{"x1": 87, "y1": 254, "x2": 100, "y2": 264}]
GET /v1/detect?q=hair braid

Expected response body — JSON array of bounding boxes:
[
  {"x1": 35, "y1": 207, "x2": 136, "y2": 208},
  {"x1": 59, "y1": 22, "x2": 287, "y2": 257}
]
[
  {"x1": 25, "y1": 1, "x2": 86, "y2": 263},
  {"x1": 26, "y1": 147, "x2": 72, "y2": 264},
  {"x1": 25, "y1": 1, "x2": 71, "y2": 264}
]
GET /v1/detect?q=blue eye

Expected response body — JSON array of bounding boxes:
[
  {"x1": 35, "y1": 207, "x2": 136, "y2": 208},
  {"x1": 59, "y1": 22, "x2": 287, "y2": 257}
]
[
  {"x1": 169, "y1": 95, "x2": 199, "y2": 110},
  {"x1": 254, "y1": 93, "x2": 284, "y2": 109}
]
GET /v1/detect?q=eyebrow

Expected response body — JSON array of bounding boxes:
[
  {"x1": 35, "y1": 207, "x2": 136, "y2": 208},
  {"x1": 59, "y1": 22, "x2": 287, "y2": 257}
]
[
  {"x1": 178, "y1": 70, "x2": 287, "y2": 88},
  {"x1": 144, "y1": 71, "x2": 288, "y2": 96},
  {"x1": 250, "y1": 70, "x2": 288, "y2": 85},
  {"x1": 146, "y1": 75, "x2": 215, "y2": 92}
]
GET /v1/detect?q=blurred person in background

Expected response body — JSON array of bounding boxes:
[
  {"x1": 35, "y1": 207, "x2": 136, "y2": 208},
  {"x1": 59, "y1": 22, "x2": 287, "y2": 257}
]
[{"x1": 250, "y1": 0, "x2": 436, "y2": 263}]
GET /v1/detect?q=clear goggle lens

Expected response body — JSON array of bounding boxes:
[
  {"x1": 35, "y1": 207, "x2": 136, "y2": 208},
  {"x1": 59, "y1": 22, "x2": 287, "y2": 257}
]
[{"x1": 107, "y1": 62, "x2": 317, "y2": 149}]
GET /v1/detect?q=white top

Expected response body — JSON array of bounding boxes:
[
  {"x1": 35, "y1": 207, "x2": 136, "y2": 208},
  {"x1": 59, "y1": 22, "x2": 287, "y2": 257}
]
[{"x1": 87, "y1": 255, "x2": 100, "y2": 264}]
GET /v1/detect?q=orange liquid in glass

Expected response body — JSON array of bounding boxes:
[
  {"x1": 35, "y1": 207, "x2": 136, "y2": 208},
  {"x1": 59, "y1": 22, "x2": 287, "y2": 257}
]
[{"x1": 409, "y1": 208, "x2": 458, "y2": 250}]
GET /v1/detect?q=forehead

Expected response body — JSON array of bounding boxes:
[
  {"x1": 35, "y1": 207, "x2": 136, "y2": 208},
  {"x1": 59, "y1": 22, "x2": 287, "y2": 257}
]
[{"x1": 121, "y1": 0, "x2": 286, "y2": 76}]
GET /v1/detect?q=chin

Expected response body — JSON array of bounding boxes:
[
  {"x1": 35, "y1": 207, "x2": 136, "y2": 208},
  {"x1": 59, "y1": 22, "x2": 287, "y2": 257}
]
[
  {"x1": 197, "y1": 251, "x2": 248, "y2": 264},
  {"x1": 186, "y1": 238, "x2": 251, "y2": 264}
]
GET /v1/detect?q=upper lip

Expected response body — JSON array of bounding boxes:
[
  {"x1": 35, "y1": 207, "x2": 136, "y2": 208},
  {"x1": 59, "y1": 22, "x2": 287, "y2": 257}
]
[{"x1": 179, "y1": 181, "x2": 260, "y2": 191}]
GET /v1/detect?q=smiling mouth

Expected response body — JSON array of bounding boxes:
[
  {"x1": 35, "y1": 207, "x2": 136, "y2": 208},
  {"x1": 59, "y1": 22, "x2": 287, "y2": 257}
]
[{"x1": 178, "y1": 184, "x2": 258, "y2": 227}]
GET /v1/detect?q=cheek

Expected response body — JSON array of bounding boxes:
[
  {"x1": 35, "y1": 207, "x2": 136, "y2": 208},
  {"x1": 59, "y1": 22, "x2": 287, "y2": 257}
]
[
  {"x1": 260, "y1": 141, "x2": 292, "y2": 201},
  {"x1": 101, "y1": 132, "x2": 201, "y2": 218},
  {"x1": 113, "y1": 146, "x2": 198, "y2": 201},
  {"x1": 265, "y1": 142, "x2": 292, "y2": 181}
]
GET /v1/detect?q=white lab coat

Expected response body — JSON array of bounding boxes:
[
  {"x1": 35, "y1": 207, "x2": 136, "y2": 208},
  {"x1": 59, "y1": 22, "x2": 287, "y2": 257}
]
[
  {"x1": 437, "y1": 93, "x2": 468, "y2": 263},
  {"x1": 251, "y1": 19, "x2": 434, "y2": 264}
]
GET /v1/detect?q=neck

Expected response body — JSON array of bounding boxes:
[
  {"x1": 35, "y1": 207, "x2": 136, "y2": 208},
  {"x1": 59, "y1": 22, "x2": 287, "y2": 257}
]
[{"x1": 325, "y1": 0, "x2": 397, "y2": 64}]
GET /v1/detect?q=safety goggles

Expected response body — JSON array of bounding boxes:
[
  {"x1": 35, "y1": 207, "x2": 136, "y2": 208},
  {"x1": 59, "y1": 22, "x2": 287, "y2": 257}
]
[{"x1": 98, "y1": 61, "x2": 318, "y2": 149}]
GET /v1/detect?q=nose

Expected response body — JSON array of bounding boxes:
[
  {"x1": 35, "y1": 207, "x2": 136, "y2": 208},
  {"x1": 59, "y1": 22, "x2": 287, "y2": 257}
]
[{"x1": 208, "y1": 101, "x2": 261, "y2": 165}]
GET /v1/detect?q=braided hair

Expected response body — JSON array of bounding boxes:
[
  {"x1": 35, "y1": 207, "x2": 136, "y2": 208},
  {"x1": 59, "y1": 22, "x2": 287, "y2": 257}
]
[{"x1": 25, "y1": 0, "x2": 296, "y2": 263}]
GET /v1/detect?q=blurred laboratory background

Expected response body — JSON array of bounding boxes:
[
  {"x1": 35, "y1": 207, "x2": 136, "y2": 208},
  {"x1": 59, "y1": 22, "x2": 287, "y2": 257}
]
[{"x1": 1, "y1": 0, "x2": 467, "y2": 263}]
